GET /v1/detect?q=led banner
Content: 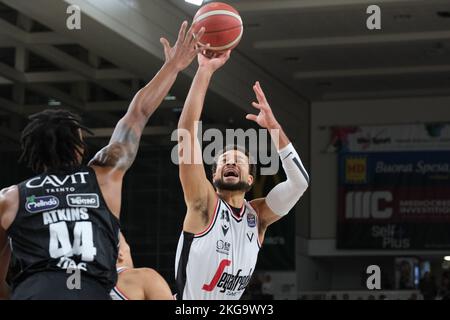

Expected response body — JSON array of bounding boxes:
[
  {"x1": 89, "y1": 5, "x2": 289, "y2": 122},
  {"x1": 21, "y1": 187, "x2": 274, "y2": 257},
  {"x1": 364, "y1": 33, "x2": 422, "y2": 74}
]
[
  {"x1": 329, "y1": 124, "x2": 450, "y2": 153},
  {"x1": 337, "y1": 151, "x2": 450, "y2": 249}
]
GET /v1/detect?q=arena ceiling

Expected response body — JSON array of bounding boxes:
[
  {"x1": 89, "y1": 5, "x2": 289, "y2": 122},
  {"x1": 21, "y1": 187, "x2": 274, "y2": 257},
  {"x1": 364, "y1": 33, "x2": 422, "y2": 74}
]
[{"x1": 0, "y1": 0, "x2": 449, "y2": 146}]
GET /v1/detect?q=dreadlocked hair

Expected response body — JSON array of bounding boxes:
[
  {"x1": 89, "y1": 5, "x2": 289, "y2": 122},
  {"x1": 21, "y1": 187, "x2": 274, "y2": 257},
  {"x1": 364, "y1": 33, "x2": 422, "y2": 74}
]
[{"x1": 19, "y1": 109, "x2": 93, "y2": 173}]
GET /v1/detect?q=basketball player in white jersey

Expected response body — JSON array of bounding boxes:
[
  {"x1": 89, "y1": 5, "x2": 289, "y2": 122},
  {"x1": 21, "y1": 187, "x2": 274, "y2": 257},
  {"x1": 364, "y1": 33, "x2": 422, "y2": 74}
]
[
  {"x1": 175, "y1": 51, "x2": 309, "y2": 300},
  {"x1": 110, "y1": 233, "x2": 173, "y2": 300}
]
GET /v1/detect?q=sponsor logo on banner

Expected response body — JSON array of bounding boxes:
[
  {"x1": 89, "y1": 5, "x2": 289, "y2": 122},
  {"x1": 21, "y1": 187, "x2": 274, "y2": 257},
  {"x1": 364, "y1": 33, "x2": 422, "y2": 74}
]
[
  {"x1": 372, "y1": 224, "x2": 410, "y2": 249},
  {"x1": 356, "y1": 135, "x2": 392, "y2": 150},
  {"x1": 26, "y1": 195, "x2": 59, "y2": 213},
  {"x1": 338, "y1": 150, "x2": 450, "y2": 250},
  {"x1": 345, "y1": 191, "x2": 393, "y2": 219},
  {"x1": 345, "y1": 157, "x2": 367, "y2": 183},
  {"x1": 337, "y1": 124, "x2": 450, "y2": 152},
  {"x1": 67, "y1": 194, "x2": 99, "y2": 208}
]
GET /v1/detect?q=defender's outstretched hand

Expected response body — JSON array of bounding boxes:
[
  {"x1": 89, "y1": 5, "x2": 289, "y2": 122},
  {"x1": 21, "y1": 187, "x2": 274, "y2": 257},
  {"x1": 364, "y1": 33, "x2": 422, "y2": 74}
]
[{"x1": 160, "y1": 21, "x2": 209, "y2": 72}]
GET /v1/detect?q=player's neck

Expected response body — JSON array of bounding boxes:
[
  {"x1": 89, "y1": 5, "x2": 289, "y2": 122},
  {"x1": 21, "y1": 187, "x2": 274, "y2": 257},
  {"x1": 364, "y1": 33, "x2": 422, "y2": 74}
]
[{"x1": 217, "y1": 190, "x2": 245, "y2": 208}]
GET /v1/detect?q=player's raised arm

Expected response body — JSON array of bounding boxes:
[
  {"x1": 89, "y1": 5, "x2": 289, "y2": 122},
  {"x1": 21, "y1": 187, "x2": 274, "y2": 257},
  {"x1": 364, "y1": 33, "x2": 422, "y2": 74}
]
[
  {"x1": 89, "y1": 22, "x2": 206, "y2": 176},
  {"x1": 177, "y1": 51, "x2": 230, "y2": 232}
]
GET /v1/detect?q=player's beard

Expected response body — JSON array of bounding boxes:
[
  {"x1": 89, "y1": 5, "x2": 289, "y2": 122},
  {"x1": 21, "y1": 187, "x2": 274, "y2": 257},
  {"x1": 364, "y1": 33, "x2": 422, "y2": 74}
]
[{"x1": 213, "y1": 177, "x2": 252, "y2": 192}]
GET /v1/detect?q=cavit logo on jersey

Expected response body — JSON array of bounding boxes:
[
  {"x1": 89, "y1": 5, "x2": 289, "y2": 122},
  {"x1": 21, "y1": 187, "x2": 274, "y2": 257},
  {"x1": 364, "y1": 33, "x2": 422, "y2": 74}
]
[
  {"x1": 67, "y1": 194, "x2": 99, "y2": 208},
  {"x1": 202, "y1": 259, "x2": 253, "y2": 294},
  {"x1": 25, "y1": 195, "x2": 59, "y2": 213},
  {"x1": 26, "y1": 172, "x2": 89, "y2": 189}
]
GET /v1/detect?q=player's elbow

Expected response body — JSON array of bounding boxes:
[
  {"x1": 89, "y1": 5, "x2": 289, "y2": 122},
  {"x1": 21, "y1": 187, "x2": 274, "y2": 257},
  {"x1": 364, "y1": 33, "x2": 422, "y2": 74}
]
[{"x1": 291, "y1": 173, "x2": 309, "y2": 198}]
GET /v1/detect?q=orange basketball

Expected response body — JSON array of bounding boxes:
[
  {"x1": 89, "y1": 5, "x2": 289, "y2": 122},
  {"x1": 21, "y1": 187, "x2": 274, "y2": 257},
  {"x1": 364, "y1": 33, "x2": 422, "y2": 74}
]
[{"x1": 192, "y1": 2, "x2": 243, "y2": 53}]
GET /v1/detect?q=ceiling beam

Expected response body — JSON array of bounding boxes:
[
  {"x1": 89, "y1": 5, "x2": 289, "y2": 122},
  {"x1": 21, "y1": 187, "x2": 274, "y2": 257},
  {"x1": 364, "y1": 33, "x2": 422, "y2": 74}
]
[
  {"x1": 30, "y1": 44, "x2": 134, "y2": 99},
  {"x1": 85, "y1": 98, "x2": 182, "y2": 112},
  {"x1": 26, "y1": 83, "x2": 118, "y2": 124},
  {"x1": 25, "y1": 71, "x2": 85, "y2": 83},
  {"x1": 0, "y1": 64, "x2": 117, "y2": 124},
  {"x1": 0, "y1": 62, "x2": 26, "y2": 82},
  {"x1": 0, "y1": 17, "x2": 74, "y2": 45},
  {"x1": 0, "y1": 96, "x2": 26, "y2": 116},
  {"x1": 95, "y1": 69, "x2": 136, "y2": 80},
  {"x1": 90, "y1": 126, "x2": 175, "y2": 138},
  {"x1": 0, "y1": 18, "x2": 136, "y2": 100},
  {"x1": 322, "y1": 87, "x2": 450, "y2": 100},
  {"x1": 0, "y1": 70, "x2": 135, "y2": 84},
  {"x1": 0, "y1": 35, "x2": 17, "y2": 48},
  {"x1": 254, "y1": 30, "x2": 450, "y2": 50},
  {"x1": 236, "y1": 0, "x2": 435, "y2": 13},
  {"x1": 28, "y1": 32, "x2": 76, "y2": 45},
  {"x1": 0, "y1": 76, "x2": 12, "y2": 84},
  {"x1": 294, "y1": 64, "x2": 450, "y2": 79}
]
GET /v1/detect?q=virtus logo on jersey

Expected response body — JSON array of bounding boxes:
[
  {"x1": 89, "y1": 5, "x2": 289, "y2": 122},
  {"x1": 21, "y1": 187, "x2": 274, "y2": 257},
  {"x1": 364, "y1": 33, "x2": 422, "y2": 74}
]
[
  {"x1": 25, "y1": 195, "x2": 59, "y2": 213},
  {"x1": 26, "y1": 172, "x2": 89, "y2": 189},
  {"x1": 345, "y1": 157, "x2": 367, "y2": 183}
]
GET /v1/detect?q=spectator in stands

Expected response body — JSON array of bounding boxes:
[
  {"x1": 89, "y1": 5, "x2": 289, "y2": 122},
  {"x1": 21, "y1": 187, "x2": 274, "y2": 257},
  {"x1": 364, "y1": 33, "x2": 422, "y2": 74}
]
[
  {"x1": 330, "y1": 294, "x2": 337, "y2": 300},
  {"x1": 398, "y1": 260, "x2": 414, "y2": 289},
  {"x1": 419, "y1": 271, "x2": 437, "y2": 300},
  {"x1": 342, "y1": 293, "x2": 350, "y2": 300},
  {"x1": 368, "y1": 294, "x2": 376, "y2": 300}
]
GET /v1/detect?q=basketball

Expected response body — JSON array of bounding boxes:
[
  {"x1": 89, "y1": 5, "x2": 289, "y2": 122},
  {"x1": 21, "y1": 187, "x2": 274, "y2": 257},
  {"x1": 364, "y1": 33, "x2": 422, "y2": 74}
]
[{"x1": 192, "y1": 2, "x2": 243, "y2": 53}]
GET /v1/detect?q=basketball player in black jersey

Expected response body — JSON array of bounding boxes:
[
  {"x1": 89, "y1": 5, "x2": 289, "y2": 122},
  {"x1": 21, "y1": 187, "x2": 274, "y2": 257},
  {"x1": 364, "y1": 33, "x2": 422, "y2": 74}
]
[{"x1": 0, "y1": 21, "x2": 207, "y2": 300}]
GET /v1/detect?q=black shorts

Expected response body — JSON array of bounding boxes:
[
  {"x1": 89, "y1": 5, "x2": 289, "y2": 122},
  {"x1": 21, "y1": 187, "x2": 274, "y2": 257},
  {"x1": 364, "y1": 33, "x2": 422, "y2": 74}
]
[{"x1": 12, "y1": 271, "x2": 111, "y2": 300}]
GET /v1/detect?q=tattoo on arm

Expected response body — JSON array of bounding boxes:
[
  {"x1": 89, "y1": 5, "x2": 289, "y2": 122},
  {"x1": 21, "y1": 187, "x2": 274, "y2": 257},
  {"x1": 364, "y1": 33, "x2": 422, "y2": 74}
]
[{"x1": 90, "y1": 120, "x2": 142, "y2": 171}]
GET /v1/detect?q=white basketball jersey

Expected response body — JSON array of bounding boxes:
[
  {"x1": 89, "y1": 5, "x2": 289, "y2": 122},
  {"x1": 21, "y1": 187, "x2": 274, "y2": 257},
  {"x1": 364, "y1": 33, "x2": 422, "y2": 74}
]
[
  {"x1": 110, "y1": 267, "x2": 129, "y2": 300},
  {"x1": 175, "y1": 197, "x2": 261, "y2": 300}
]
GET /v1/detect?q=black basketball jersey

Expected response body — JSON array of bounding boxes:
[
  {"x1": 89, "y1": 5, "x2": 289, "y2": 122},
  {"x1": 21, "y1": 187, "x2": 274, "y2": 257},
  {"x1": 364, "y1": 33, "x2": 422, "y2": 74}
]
[{"x1": 8, "y1": 166, "x2": 120, "y2": 291}]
